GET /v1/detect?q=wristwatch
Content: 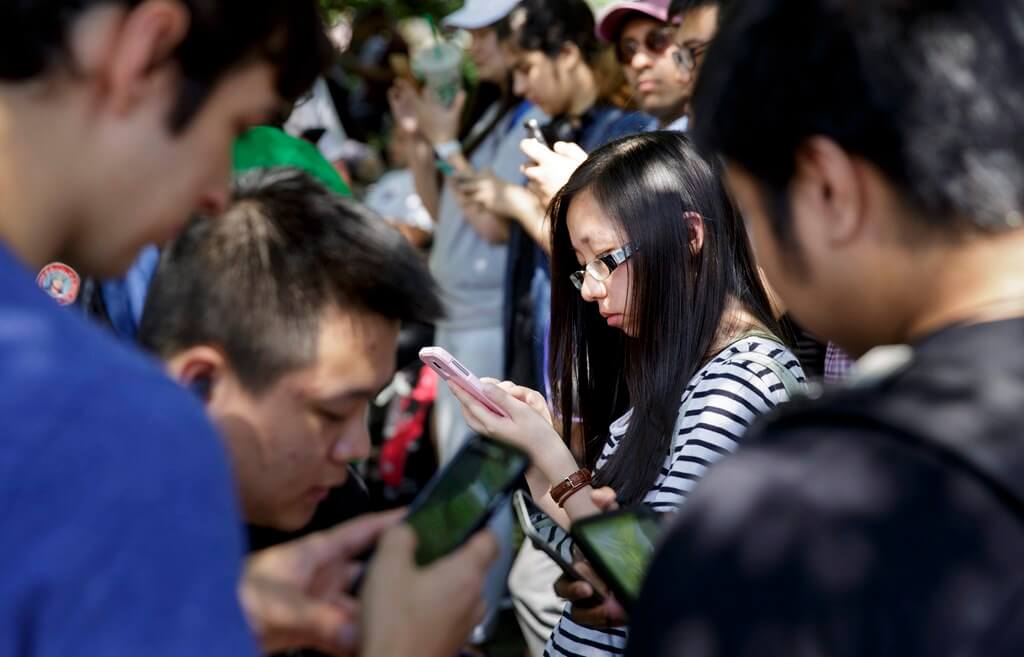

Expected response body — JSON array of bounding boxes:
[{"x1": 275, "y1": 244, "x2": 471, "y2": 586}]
[
  {"x1": 433, "y1": 140, "x2": 462, "y2": 161},
  {"x1": 550, "y1": 468, "x2": 592, "y2": 507}
]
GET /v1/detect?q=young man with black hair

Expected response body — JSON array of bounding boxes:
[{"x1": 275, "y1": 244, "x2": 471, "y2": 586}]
[
  {"x1": 139, "y1": 169, "x2": 442, "y2": 536},
  {"x1": 625, "y1": 2, "x2": 1024, "y2": 656},
  {"x1": 0, "y1": 3, "x2": 496, "y2": 657},
  {"x1": 666, "y1": 0, "x2": 723, "y2": 97}
]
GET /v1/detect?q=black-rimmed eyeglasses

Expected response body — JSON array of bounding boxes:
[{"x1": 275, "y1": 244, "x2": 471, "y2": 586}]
[
  {"x1": 570, "y1": 244, "x2": 637, "y2": 291},
  {"x1": 672, "y1": 41, "x2": 711, "y2": 72}
]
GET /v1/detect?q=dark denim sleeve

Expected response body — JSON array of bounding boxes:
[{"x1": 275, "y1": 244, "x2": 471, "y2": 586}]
[{"x1": 100, "y1": 244, "x2": 160, "y2": 340}]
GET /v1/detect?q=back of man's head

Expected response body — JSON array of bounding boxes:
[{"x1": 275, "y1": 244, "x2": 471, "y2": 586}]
[
  {"x1": 0, "y1": 0, "x2": 330, "y2": 131},
  {"x1": 693, "y1": 0, "x2": 1024, "y2": 237},
  {"x1": 139, "y1": 168, "x2": 444, "y2": 393}
]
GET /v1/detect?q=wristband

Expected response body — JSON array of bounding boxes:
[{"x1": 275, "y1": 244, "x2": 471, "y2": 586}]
[
  {"x1": 550, "y1": 468, "x2": 592, "y2": 507},
  {"x1": 433, "y1": 140, "x2": 462, "y2": 161}
]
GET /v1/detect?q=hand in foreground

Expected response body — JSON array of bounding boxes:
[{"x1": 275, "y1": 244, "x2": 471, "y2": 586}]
[
  {"x1": 240, "y1": 510, "x2": 403, "y2": 656},
  {"x1": 360, "y1": 526, "x2": 498, "y2": 657},
  {"x1": 521, "y1": 139, "x2": 589, "y2": 206},
  {"x1": 554, "y1": 555, "x2": 629, "y2": 629}
]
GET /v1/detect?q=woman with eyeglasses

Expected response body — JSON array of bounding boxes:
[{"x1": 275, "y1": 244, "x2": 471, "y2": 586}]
[{"x1": 445, "y1": 131, "x2": 804, "y2": 657}]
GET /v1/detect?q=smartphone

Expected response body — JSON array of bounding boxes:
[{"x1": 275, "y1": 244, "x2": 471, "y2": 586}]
[
  {"x1": 406, "y1": 435, "x2": 529, "y2": 566},
  {"x1": 524, "y1": 118, "x2": 549, "y2": 147},
  {"x1": 571, "y1": 507, "x2": 664, "y2": 610},
  {"x1": 512, "y1": 490, "x2": 605, "y2": 606},
  {"x1": 419, "y1": 346, "x2": 509, "y2": 418}
]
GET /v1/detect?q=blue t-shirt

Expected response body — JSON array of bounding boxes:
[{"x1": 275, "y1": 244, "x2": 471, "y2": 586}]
[{"x1": 0, "y1": 244, "x2": 257, "y2": 656}]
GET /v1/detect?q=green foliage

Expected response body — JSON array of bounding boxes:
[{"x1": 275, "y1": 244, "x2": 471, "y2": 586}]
[{"x1": 320, "y1": 0, "x2": 462, "y2": 22}]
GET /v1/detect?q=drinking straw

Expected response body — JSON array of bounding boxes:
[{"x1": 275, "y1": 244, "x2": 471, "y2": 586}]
[{"x1": 425, "y1": 13, "x2": 443, "y2": 57}]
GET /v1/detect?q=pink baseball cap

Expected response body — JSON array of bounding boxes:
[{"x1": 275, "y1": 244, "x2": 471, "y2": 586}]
[{"x1": 596, "y1": 0, "x2": 674, "y2": 43}]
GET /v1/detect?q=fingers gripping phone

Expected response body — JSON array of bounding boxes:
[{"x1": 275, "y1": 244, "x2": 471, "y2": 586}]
[
  {"x1": 570, "y1": 507, "x2": 664, "y2": 611},
  {"x1": 524, "y1": 118, "x2": 549, "y2": 147},
  {"x1": 406, "y1": 435, "x2": 529, "y2": 566},
  {"x1": 512, "y1": 490, "x2": 605, "y2": 607},
  {"x1": 419, "y1": 346, "x2": 509, "y2": 418}
]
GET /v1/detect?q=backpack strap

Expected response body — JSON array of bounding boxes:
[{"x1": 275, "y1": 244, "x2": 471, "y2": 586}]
[
  {"x1": 739, "y1": 350, "x2": 807, "y2": 398},
  {"x1": 716, "y1": 330, "x2": 807, "y2": 399}
]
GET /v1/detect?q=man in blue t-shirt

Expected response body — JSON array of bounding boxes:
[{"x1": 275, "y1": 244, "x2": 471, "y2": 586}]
[{"x1": 0, "y1": 3, "x2": 497, "y2": 657}]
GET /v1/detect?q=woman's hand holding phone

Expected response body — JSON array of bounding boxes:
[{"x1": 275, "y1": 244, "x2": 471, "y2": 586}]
[
  {"x1": 483, "y1": 378, "x2": 555, "y2": 428},
  {"x1": 554, "y1": 558, "x2": 629, "y2": 629},
  {"x1": 555, "y1": 485, "x2": 628, "y2": 629},
  {"x1": 447, "y1": 378, "x2": 576, "y2": 484},
  {"x1": 520, "y1": 139, "x2": 589, "y2": 207}
]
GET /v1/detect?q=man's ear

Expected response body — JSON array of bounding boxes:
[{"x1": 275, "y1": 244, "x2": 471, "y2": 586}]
[
  {"x1": 165, "y1": 345, "x2": 226, "y2": 404},
  {"x1": 558, "y1": 42, "x2": 583, "y2": 71},
  {"x1": 792, "y1": 136, "x2": 865, "y2": 247},
  {"x1": 684, "y1": 211, "x2": 705, "y2": 255},
  {"x1": 99, "y1": 0, "x2": 191, "y2": 116}
]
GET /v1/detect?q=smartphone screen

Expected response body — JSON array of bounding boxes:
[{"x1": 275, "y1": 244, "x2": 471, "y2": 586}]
[
  {"x1": 572, "y1": 509, "x2": 663, "y2": 607},
  {"x1": 406, "y1": 436, "x2": 529, "y2": 566}
]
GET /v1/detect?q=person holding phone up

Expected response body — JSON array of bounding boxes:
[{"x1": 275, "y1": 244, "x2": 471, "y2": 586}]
[{"x1": 446, "y1": 132, "x2": 805, "y2": 657}]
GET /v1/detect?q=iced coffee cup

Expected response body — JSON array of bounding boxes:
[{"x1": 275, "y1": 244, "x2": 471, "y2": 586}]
[{"x1": 412, "y1": 41, "x2": 463, "y2": 107}]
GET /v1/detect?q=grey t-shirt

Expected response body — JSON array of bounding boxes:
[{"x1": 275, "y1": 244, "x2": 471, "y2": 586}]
[{"x1": 429, "y1": 101, "x2": 546, "y2": 331}]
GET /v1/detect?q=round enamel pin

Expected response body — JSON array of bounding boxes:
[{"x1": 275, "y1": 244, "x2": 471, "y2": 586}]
[{"x1": 37, "y1": 262, "x2": 81, "y2": 306}]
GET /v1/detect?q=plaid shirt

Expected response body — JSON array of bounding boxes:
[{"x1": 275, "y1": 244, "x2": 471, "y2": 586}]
[{"x1": 825, "y1": 342, "x2": 856, "y2": 384}]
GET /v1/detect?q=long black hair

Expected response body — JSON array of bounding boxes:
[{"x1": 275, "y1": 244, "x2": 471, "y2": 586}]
[{"x1": 548, "y1": 131, "x2": 782, "y2": 505}]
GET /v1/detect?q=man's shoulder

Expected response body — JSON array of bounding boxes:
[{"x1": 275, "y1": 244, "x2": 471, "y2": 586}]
[
  {"x1": 585, "y1": 107, "x2": 653, "y2": 149},
  {"x1": 0, "y1": 274, "x2": 227, "y2": 501},
  {"x1": 632, "y1": 409, "x2": 1024, "y2": 657}
]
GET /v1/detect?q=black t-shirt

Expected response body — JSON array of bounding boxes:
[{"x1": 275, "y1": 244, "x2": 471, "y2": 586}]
[{"x1": 627, "y1": 318, "x2": 1024, "y2": 657}]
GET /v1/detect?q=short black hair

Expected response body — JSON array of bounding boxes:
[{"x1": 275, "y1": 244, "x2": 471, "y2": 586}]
[
  {"x1": 692, "y1": 0, "x2": 1024, "y2": 240},
  {"x1": 513, "y1": 0, "x2": 600, "y2": 61},
  {"x1": 0, "y1": 0, "x2": 332, "y2": 131},
  {"x1": 140, "y1": 169, "x2": 444, "y2": 393}
]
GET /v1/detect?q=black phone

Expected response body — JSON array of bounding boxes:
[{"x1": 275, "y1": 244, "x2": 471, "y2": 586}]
[
  {"x1": 512, "y1": 490, "x2": 605, "y2": 606},
  {"x1": 524, "y1": 118, "x2": 549, "y2": 147},
  {"x1": 570, "y1": 506, "x2": 664, "y2": 611},
  {"x1": 405, "y1": 435, "x2": 529, "y2": 566}
]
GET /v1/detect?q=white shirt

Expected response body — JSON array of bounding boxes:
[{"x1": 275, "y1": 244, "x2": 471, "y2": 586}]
[{"x1": 363, "y1": 170, "x2": 435, "y2": 232}]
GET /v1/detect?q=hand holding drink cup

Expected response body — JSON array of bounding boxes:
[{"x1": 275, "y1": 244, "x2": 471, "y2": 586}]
[{"x1": 411, "y1": 39, "x2": 463, "y2": 108}]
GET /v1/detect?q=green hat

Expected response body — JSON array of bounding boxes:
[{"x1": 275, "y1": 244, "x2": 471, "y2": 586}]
[{"x1": 233, "y1": 126, "x2": 352, "y2": 197}]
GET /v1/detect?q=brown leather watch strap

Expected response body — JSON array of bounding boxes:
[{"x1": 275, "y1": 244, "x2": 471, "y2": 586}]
[{"x1": 550, "y1": 468, "x2": 592, "y2": 507}]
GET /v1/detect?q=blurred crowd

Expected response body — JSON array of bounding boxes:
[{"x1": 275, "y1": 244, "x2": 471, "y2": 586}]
[{"x1": 3, "y1": 1, "x2": 1024, "y2": 657}]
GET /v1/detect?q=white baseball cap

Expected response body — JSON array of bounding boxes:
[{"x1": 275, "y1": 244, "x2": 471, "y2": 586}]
[{"x1": 443, "y1": 0, "x2": 522, "y2": 30}]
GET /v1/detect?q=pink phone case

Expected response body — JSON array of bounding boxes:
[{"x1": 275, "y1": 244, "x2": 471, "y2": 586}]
[{"x1": 419, "y1": 347, "x2": 509, "y2": 418}]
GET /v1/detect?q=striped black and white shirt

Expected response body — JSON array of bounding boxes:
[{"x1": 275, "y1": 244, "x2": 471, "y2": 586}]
[{"x1": 544, "y1": 335, "x2": 805, "y2": 657}]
